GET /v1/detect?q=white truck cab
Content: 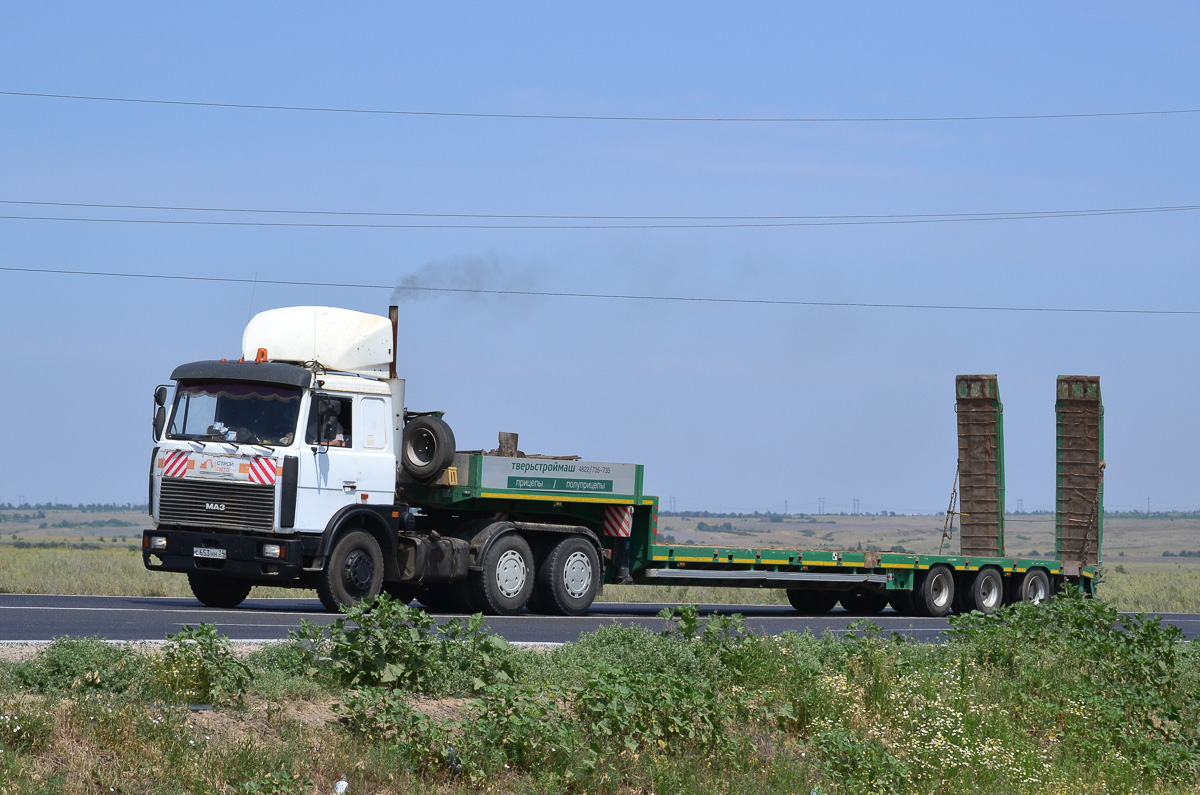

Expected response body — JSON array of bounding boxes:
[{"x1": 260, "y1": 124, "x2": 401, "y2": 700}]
[{"x1": 144, "y1": 305, "x2": 614, "y2": 616}]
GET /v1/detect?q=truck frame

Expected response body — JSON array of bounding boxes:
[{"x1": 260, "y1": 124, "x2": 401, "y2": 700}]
[{"x1": 143, "y1": 306, "x2": 1103, "y2": 617}]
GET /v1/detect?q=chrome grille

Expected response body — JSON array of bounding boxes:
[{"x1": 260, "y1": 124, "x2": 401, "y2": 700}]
[{"x1": 159, "y1": 478, "x2": 276, "y2": 531}]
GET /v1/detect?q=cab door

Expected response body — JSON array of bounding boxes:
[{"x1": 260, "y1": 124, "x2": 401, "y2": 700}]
[{"x1": 295, "y1": 392, "x2": 361, "y2": 531}]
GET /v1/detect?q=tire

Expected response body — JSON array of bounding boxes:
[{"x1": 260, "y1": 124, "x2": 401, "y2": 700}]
[
  {"x1": 316, "y1": 530, "x2": 383, "y2": 612},
  {"x1": 964, "y1": 568, "x2": 1004, "y2": 614},
  {"x1": 888, "y1": 590, "x2": 919, "y2": 616},
  {"x1": 382, "y1": 583, "x2": 418, "y2": 604},
  {"x1": 401, "y1": 416, "x2": 456, "y2": 481},
  {"x1": 840, "y1": 589, "x2": 890, "y2": 615},
  {"x1": 187, "y1": 573, "x2": 252, "y2": 609},
  {"x1": 1017, "y1": 569, "x2": 1051, "y2": 604},
  {"x1": 535, "y1": 536, "x2": 601, "y2": 616},
  {"x1": 469, "y1": 533, "x2": 534, "y2": 615},
  {"x1": 915, "y1": 565, "x2": 955, "y2": 617},
  {"x1": 786, "y1": 589, "x2": 839, "y2": 615}
]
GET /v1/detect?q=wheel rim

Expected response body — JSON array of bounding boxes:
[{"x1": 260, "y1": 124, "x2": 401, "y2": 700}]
[
  {"x1": 980, "y1": 574, "x2": 1001, "y2": 609},
  {"x1": 1028, "y1": 576, "x2": 1047, "y2": 603},
  {"x1": 495, "y1": 549, "x2": 527, "y2": 598},
  {"x1": 930, "y1": 571, "x2": 952, "y2": 608},
  {"x1": 343, "y1": 549, "x2": 375, "y2": 596},
  {"x1": 562, "y1": 551, "x2": 592, "y2": 599},
  {"x1": 408, "y1": 429, "x2": 435, "y2": 465}
]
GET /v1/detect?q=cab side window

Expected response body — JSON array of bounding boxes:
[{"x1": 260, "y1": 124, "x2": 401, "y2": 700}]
[{"x1": 305, "y1": 395, "x2": 353, "y2": 448}]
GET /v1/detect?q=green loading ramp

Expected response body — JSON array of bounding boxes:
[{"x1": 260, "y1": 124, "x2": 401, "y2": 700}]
[
  {"x1": 956, "y1": 374, "x2": 1005, "y2": 557},
  {"x1": 1056, "y1": 376, "x2": 1104, "y2": 575}
]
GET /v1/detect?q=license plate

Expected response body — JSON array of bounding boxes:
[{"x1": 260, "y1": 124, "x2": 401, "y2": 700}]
[{"x1": 193, "y1": 546, "x2": 227, "y2": 560}]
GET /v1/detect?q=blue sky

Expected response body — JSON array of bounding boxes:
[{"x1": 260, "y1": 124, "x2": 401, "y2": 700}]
[{"x1": 1, "y1": 3, "x2": 1197, "y2": 513}]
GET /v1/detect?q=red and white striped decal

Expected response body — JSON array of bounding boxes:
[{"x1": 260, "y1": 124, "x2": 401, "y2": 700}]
[
  {"x1": 248, "y1": 457, "x2": 278, "y2": 485},
  {"x1": 603, "y1": 505, "x2": 634, "y2": 538},
  {"x1": 162, "y1": 451, "x2": 190, "y2": 478}
]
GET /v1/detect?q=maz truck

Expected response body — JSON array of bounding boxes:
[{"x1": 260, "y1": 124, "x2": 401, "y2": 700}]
[{"x1": 143, "y1": 305, "x2": 1103, "y2": 617}]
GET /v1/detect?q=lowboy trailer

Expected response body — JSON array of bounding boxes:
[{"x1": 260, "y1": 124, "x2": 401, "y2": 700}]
[{"x1": 143, "y1": 306, "x2": 1102, "y2": 617}]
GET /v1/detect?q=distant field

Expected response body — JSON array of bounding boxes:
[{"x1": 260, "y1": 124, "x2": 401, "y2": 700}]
[{"x1": 2, "y1": 507, "x2": 1198, "y2": 612}]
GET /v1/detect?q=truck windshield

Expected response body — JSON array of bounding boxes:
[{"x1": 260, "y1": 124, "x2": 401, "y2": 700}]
[{"x1": 167, "y1": 382, "x2": 302, "y2": 447}]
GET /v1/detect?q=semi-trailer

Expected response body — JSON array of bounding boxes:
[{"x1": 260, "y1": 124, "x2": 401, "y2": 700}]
[{"x1": 142, "y1": 305, "x2": 1103, "y2": 617}]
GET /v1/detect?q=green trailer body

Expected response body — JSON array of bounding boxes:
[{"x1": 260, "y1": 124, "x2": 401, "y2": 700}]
[{"x1": 400, "y1": 374, "x2": 1101, "y2": 615}]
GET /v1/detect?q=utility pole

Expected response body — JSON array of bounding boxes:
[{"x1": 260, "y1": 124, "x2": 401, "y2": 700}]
[
  {"x1": 784, "y1": 500, "x2": 788, "y2": 516},
  {"x1": 1147, "y1": 496, "x2": 1151, "y2": 514},
  {"x1": 852, "y1": 498, "x2": 860, "y2": 515},
  {"x1": 818, "y1": 497, "x2": 825, "y2": 515}
]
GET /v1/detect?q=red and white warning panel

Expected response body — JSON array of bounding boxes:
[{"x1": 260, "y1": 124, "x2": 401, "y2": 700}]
[
  {"x1": 247, "y1": 457, "x2": 278, "y2": 485},
  {"x1": 161, "y1": 451, "x2": 190, "y2": 479},
  {"x1": 603, "y1": 505, "x2": 634, "y2": 537}
]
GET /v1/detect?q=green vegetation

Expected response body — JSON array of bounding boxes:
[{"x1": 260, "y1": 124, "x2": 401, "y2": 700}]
[{"x1": 1, "y1": 591, "x2": 1198, "y2": 793}]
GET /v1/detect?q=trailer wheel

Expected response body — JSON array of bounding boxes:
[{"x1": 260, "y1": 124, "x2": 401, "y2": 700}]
[
  {"x1": 187, "y1": 573, "x2": 252, "y2": 609},
  {"x1": 316, "y1": 530, "x2": 383, "y2": 612},
  {"x1": 786, "y1": 589, "x2": 838, "y2": 615},
  {"x1": 840, "y1": 589, "x2": 890, "y2": 615},
  {"x1": 469, "y1": 533, "x2": 534, "y2": 615},
  {"x1": 402, "y1": 416, "x2": 456, "y2": 481},
  {"x1": 964, "y1": 568, "x2": 1004, "y2": 614},
  {"x1": 535, "y1": 536, "x2": 600, "y2": 616},
  {"x1": 888, "y1": 591, "x2": 919, "y2": 616},
  {"x1": 1016, "y1": 569, "x2": 1051, "y2": 604},
  {"x1": 915, "y1": 565, "x2": 955, "y2": 617}
]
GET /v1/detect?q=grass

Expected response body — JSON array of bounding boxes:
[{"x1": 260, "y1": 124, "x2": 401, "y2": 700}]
[{"x1": 0, "y1": 590, "x2": 1197, "y2": 793}]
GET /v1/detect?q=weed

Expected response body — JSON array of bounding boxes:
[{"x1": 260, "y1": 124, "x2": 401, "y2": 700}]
[
  {"x1": 145, "y1": 623, "x2": 251, "y2": 705},
  {"x1": 13, "y1": 636, "x2": 142, "y2": 694}
]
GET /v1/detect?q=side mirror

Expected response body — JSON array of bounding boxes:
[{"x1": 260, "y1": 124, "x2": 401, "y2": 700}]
[
  {"x1": 321, "y1": 415, "x2": 339, "y2": 444},
  {"x1": 154, "y1": 385, "x2": 168, "y2": 407},
  {"x1": 153, "y1": 406, "x2": 167, "y2": 441}
]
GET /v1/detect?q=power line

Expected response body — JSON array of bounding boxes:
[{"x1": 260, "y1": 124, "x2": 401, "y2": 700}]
[
  {"x1": 1, "y1": 198, "x2": 1198, "y2": 224},
  {"x1": 1, "y1": 204, "x2": 1197, "y2": 230},
  {"x1": 2, "y1": 265, "x2": 1198, "y2": 316},
  {"x1": 4, "y1": 89, "x2": 1200, "y2": 124}
]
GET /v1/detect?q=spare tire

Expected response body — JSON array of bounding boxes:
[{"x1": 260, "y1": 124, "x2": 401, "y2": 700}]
[{"x1": 402, "y1": 415, "x2": 456, "y2": 481}]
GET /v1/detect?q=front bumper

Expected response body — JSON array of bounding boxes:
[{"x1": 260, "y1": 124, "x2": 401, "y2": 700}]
[{"x1": 142, "y1": 528, "x2": 310, "y2": 581}]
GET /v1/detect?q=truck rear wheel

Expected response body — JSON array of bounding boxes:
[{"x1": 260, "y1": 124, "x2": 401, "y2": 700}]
[
  {"x1": 402, "y1": 416, "x2": 456, "y2": 481},
  {"x1": 187, "y1": 573, "x2": 252, "y2": 609},
  {"x1": 316, "y1": 530, "x2": 383, "y2": 612},
  {"x1": 840, "y1": 589, "x2": 889, "y2": 615},
  {"x1": 915, "y1": 565, "x2": 955, "y2": 617},
  {"x1": 469, "y1": 533, "x2": 534, "y2": 615},
  {"x1": 964, "y1": 568, "x2": 1004, "y2": 614},
  {"x1": 786, "y1": 589, "x2": 838, "y2": 615},
  {"x1": 535, "y1": 536, "x2": 600, "y2": 616},
  {"x1": 1016, "y1": 569, "x2": 1051, "y2": 604}
]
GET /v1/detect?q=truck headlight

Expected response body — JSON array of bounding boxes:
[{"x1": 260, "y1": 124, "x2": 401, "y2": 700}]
[
  {"x1": 148, "y1": 536, "x2": 167, "y2": 550},
  {"x1": 262, "y1": 543, "x2": 283, "y2": 559}
]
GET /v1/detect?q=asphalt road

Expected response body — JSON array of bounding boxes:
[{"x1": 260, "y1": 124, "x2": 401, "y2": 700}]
[{"x1": 2, "y1": 594, "x2": 1199, "y2": 645}]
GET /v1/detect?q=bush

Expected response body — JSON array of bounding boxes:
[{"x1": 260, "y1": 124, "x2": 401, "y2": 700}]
[
  {"x1": 14, "y1": 636, "x2": 143, "y2": 694},
  {"x1": 146, "y1": 623, "x2": 251, "y2": 705},
  {"x1": 291, "y1": 593, "x2": 519, "y2": 695}
]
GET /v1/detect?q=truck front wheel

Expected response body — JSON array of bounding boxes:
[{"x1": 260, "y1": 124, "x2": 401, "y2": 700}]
[
  {"x1": 317, "y1": 529, "x2": 383, "y2": 612},
  {"x1": 188, "y1": 573, "x2": 252, "y2": 609},
  {"x1": 469, "y1": 533, "x2": 534, "y2": 615},
  {"x1": 535, "y1": 536, "x2": 600, "y2": 616}
]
